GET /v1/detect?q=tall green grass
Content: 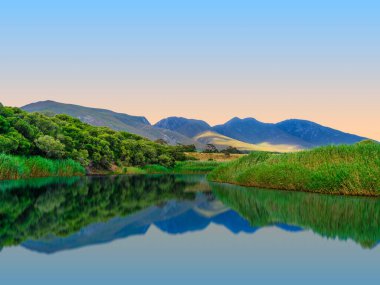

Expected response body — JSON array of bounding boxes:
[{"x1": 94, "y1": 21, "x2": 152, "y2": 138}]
[
  {"x1": 0, "y1": 154, "x2": 85, "y2": 181},
  {"x1": 208, "y1": 143, "x2": 380, "y2": 196},
  {"x1": 123, "y1": 161, "x2": 222, "y2": 175},
  {"x1": 172, "y1": 161, "x2": 221, "y2": 174}
]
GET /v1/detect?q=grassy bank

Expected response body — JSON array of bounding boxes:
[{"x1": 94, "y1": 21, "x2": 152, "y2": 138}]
[
  {"x1": 184, "y1": 152, "x2": 246, "y2": 162},
  {"x1": 208, "y1": 143, "x2": 380, "y2": 196},
  {"x1": 118, "y1": 160, "x2": 222, "y2": 175},
  {"x1": 0, "y1": 154, "x2": 85, "y2": 181}
]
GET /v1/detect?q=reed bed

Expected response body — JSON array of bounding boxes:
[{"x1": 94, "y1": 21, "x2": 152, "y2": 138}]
[
  {"x1": 123, "y1": 161, "x2": 221, "y2": 175},
  {"x1": 208, "y1": 143, "x2": 380, "y2": 196},
  {"x1": 0, "y1": 154, "x2": 85, "y2": 181}
]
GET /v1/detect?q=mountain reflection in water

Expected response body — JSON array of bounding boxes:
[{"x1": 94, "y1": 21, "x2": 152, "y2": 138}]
[{"x1": 0, "y1": 174, "x2": 378, "y2": 254}]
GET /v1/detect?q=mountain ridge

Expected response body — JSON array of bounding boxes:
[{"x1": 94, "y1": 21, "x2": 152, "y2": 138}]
[
  {"x1": 21, "y1": 100, "x2": 368, "y2": 151},
  {"x1": 154, "y1": 116, "x2": 211, "y2": 137},
  {"x1": 275, "y1": 119, "x2": 365, "y2": 146}
]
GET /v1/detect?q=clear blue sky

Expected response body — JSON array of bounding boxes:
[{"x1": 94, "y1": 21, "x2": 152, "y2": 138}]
[{"x1": 1, "y1": 0, "x2": 379, "y2": 139}]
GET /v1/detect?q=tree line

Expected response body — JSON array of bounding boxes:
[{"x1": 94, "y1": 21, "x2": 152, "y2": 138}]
[{"x1": 0, "y1": 103, "x2": 188, "y2": 169}]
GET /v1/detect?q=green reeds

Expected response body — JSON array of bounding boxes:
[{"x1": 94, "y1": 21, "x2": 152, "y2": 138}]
[
  {"x1": 0, "y1": 154, "x2": 85, "y2": 181},
  {"x1": 124, "y1": 161, "x2": 222, "y2": 175},
  {"x1": 208, "y1": 143, "x2": 380, "y2": 196},
  {"x1": 172, "y1": 161, "x2": 221, "y2": 174}
]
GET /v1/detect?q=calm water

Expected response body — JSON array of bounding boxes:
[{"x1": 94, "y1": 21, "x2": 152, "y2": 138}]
[{"x1": 0, "y1": 175, "x2": 379, "y2": 284}]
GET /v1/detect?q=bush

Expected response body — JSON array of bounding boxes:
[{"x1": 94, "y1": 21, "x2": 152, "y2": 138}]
[{"x1": 35, "y1": 135, "x2": 66, "y2": 158}]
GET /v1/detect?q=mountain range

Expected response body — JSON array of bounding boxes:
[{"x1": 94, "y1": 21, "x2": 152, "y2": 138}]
[{"x1": 22, "y1": 100, "x2": 367, "y2": 152}]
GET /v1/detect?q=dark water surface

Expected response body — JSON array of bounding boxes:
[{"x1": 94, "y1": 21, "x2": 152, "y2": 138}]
[{"x1": 0, "y1": 175, "x2": 379, "y2": 284}]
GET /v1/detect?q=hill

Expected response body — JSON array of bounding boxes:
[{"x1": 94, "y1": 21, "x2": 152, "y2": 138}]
[
  {"x1": 213, "y1": 117, "x2": 366, "y2": 147},
  {"x1": 213, "y1": 117, "x2": 313, "y2": 147},
  {"x1": 194, "y1": 131, "x2": 300, "y2": 152},
  {"x1": 276, "y1": 119, "x2": 365, "y2": 146}
]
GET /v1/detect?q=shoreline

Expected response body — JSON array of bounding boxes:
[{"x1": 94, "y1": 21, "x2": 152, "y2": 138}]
[
  {"x1": 208, "y1": 180, "x2": 380, "y2": 198},
  {"x1": 2, "y1": 171, "x2": 379, "y2": 198}
]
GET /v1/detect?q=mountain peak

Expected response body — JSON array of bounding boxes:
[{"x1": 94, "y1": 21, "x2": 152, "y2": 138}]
[
  {"x1": 224, "y1": 117, "x2": 260, "y2": 124},
  {"x1": 155, "y1": 117, "x2": 211, "y2": 137}
]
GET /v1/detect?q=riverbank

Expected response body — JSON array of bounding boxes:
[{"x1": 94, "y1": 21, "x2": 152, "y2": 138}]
[
  {"x1": 0, "y1": 155, "x2": 222, "y2": 182},
  {"x1": 0, "y1": 154, "x2": 85, "y2": 180},
  {"x1": 208, "y1": 142, "x2": 380, "y2": 196},
  {"x1": 111, "y1": 160, "x2": 222, "y2": 175}
]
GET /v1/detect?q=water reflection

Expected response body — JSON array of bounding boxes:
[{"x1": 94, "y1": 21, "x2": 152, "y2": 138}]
[
  {"x1": 213, "y1": 183, "x2": 380, "y2": 248},
  {"x1": 0, "y1": 175, "x2": 196, "y2": 251},
  {"x1": 0, "y1": 175, "x2": 379, "y2": 254}
]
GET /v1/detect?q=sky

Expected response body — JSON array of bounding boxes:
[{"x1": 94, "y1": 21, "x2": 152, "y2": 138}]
[{"x1": 0, "y1": 0, "x2": 379, "y2": 140}]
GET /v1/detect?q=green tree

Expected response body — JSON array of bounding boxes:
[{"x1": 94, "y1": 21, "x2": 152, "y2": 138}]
[
  {"x1": 0, "y1": 115, "x2": 10, "y2": 133},
  {"x1": 203, "y1": 144, "x2": 219, "y2": 153},
  {"x1": 155, "y1": 139, "x2": 168, "y2": 145},
  {"x1": 221, "y1": 146, "x2": 242, "y2": 154},
  {"x1": 158, "y1": 154, "x2": 174, "y2": 167},
  {"x1": 35, "y1": 135, "x2": 65, "y2": 158},
  {"x1": 13, "y1": 118, "x2": 39, "y2": 140},
  {"x1": 0, "y1": 135, "x2": 16, "y2": 153}
]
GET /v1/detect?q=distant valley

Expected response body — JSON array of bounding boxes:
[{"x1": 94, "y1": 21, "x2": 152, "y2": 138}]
[{"x1": 22, "y1": 100, "x2": 367, "y2": 152}]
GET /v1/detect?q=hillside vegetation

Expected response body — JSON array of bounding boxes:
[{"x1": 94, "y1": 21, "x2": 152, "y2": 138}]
[
  {"x1": 0, "y1": 103, "x2": 188, "y2": 173},
  {"x1": 209, "y1": 142, "x2": 380, "y2": 196}
]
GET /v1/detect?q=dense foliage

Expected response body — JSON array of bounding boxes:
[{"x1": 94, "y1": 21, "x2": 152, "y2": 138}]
[
  {"x1": 0, "y1": 103, "x2": 186, "y2": 169},
  {"x1": 213, "y1": 182, "x2": 380, "y2": 248},
  {"x1": 209, "y1": 143, "x2": 380, "y2": 196},
  {"x1": 202, "y1": 144, "x2": 242, "y2": 154}
]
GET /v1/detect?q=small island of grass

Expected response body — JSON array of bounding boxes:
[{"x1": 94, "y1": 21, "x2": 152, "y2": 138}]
[{"x1": 208, "y1": 141, "x2": 380, "y2": 196}]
